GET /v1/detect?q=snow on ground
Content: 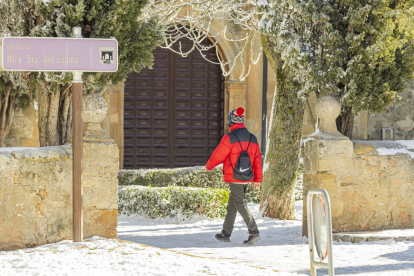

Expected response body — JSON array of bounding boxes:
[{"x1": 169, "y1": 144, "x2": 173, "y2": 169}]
[
  {"x1": 2, "y1": 201, "x2": 414, "y2": 275},
  {"x1": 118, "y1": 201, "x2": 414, "y2": 276},
  {"x1": 0, "y1": 236, "x2": 293, "y2": 276}
]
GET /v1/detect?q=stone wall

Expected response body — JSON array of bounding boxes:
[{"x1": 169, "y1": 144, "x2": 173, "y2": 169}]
[
  {"x1": 304, "y1": 139, "x2": 414, "y2": 234},
  {"x1": 0, "y1": 94, "x2": 119, "y2": 251},
  {"x1": 303, "y1": 96, "x2": 414, "y2": 235},
  {"x1": 367, "y1": 82, "x2": 414, "y2": 140}
]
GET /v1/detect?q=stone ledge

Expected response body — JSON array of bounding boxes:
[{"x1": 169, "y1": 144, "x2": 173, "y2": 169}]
[
  {"x1": 0, "y1": 146, "x2": 69, "y2": 161},
  {"x1": 333, "y1": 230, "x2": 414, "y2": 243},
  {"x1": 353, "y1": 140, "x2": 414, "y2": 157}
]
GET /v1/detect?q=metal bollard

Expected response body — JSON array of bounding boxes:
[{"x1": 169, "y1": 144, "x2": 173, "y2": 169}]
[{"x1": 307, "y1": 189, "x2": 335, "y2": 276}]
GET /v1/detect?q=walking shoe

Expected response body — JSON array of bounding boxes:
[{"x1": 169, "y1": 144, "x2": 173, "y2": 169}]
[
  {"x1": 215, "y1": 231, "x2": 230, "y2": 242},
  {"x1": 243, "y1": 233, "x2": 261, "y2": 245}
]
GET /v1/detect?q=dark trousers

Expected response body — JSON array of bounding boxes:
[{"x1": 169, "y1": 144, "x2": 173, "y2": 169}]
[{"x1": 223, "y1": 183, "x2": 259, "y2": 235}]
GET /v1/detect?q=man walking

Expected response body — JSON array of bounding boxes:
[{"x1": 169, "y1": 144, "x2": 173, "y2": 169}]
[{"x1": 206, "y1": 107, "x2": 263, "y2": 245}]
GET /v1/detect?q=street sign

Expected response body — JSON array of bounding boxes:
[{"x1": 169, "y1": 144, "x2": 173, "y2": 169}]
[
  {"x1": 1, "y1": 37, "x2": 118, "y2": 72},
  {"x1": 0, "y1": 28, "x2": 119, "y2": 243}
]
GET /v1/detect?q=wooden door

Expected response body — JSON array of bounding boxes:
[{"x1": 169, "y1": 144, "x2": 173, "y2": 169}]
[{"x1": 124, "y1": 38, "x2": 224, "y2": 168}]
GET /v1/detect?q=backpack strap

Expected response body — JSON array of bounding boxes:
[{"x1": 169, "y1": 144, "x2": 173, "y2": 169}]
[
  {"x1": 232, "y1": 132, "x2": 243, "y2": 151},
  {"x1": 228, "y1": 155, "x2": 235, "y2": 171},
  {"x1": 232, "y1": 132, "x2": 252, "y2": 152},
  {"x1": 233, "y1": 132, "x2": 252, "y2": 153},
  {"x1": 246, "y1": 134, "x2": 252, "y2": 152},
  {"x1": 227, "y1": 132, "x2": 252, "y2": 171}
]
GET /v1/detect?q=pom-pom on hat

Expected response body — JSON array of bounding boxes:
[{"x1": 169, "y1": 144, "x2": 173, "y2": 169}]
[
  {"x1": 227, "y1": 107, "x2": 245, "y2": 126},
  {"x1": 234, "y1": 107, "x2": 245, "y2": 116}
]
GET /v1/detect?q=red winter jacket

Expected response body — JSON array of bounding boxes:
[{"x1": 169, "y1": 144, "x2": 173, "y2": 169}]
[{"x1": 206, "y1": 123, "x2": 263, "y2": 183}]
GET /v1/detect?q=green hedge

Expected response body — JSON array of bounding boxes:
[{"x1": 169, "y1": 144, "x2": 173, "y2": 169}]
[
  {"x1": 118, "y1": 185, "x2": 229, "y2": 219},
  {"x1": 118, "y1": 166, "x2": 261, "y2": 203},
  {"x1": 118, "y1": 166, "x2": 225, "y2": 188}
]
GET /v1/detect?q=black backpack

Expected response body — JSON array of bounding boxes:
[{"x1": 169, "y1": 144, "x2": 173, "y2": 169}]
[{"x1": 228, "y1": 132, "x2": 254, "y2": 181}]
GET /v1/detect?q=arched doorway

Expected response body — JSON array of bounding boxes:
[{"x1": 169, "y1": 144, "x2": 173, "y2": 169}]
[{"x1": 124, "y1": 37, "x2": 224, "y2": 168}]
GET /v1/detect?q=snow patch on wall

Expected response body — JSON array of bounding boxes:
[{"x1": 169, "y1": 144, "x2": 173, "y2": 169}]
[{"x1": 376, "y1": 140, "x2": 414, "y2": 158}]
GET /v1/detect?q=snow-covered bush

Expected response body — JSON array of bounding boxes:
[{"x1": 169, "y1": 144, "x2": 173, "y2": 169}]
[
  {"x1": 118, "y1": 185, "x2": 229, "y2": 219},
  {"x1": 118, "y1": 166, "x2": 261, "y2": 203},
  {"x1": 118, "y1": 166, "x2": 225, "y2": 188},
  {"x1": 259, "y1": 0, "x2": 414, "y2": 135}
]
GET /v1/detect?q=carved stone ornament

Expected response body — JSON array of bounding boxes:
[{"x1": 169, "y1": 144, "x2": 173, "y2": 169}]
[
  {"x1": 82, "y1": 93, "x2": 113, "y2": 143},
  {"x1": 309, "y1": 96, "x2": 349, "y2": 140}
]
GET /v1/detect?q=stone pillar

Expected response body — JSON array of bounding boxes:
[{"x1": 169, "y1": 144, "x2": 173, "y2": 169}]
[
  {"x1": 101, "y1": 81, "x2": 125, "y2": 168},
  {"x1": 303, "y1": 96, "x2": 354, "y2": 236},
  {"x1": 224, "y1": 81, "x2": 246, "y2": 132},
  {"x1": 82, "y1": 93, "x2": 119, "y2": 239}
]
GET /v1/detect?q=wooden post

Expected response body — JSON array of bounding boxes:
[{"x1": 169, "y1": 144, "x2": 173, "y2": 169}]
[{"x1": 72, "y1": 27, "x2": 83, "y2": 242}]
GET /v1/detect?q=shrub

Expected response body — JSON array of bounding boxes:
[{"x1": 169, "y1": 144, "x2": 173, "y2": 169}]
[
  {"x1": 118, "y1": 185, "x2": 229, "y2": 219},
  {"x1": 118, "y1": 166, "x2": 225, "y2": 187},
  {"x1": 118, "y1": 166, "x2": 261, "y2": 203}
]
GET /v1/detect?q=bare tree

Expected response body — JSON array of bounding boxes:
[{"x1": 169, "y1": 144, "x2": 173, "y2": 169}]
[{"x1": 142, "y1": 0, "x2": 263, "y2": 80}]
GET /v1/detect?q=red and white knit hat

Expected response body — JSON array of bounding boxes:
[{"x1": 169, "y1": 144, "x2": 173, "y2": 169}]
[{"x1": 228, "y1": 107, "x2": 245, "y2": 125}]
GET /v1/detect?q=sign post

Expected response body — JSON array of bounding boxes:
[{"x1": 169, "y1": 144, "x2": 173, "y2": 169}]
[
  {"x1": 71, "y1": 27, "x2": 83, "y2": 242},
  {"x1": 1, "y1": 28, "x2": 118, "y2": 242},
  {"x1": 307, "y1": 189, "x2": 335, "y2": 276}
]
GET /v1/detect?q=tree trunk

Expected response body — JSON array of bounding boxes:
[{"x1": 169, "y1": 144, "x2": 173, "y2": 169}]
[
  {"x1": 336, "y1": 107, "x2": 354, "y2": 139},
  {"x1": 38, "y1": 84, "x2": 50, "y2": 147},
  {"x1": 38, "y1": 84, "x2": 73, "y2": 147},
  {"x1": 0, "y1": 86, "x2": 15, "y2": 147},
  {"x1": 260, "y1": 36, "x2": 305, "y2": 219},
  {"x1": 47, "y1": 88, "x2": 60, "y2": 146},
  {"x1": 59, "y1": 87, "x2": 72, "y2": 145}
]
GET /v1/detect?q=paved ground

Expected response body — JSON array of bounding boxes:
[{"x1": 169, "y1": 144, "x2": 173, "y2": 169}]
[{"x1": 118, "y1": 201, "x2": 414, "y2": 276}]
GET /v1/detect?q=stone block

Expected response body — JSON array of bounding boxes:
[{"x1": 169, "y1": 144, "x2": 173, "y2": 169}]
[
  {"x1": 353, "y1": 236, "x2": 366, "y2": 243},
  {"x1": 304, "y1": 139, "x2": 354, "y2": 160},
  {"x1": 353, "y1": 142, "x2": 377, "y2": 155},
  {"x1": 366, "y1": 237, "x2": 380, "y2": 242},
  {"x1": 338, "y1": 173, "x2": 364, "y2": 187},
  {"x1": 84, "y1": 209, "x2": 118, "y2": 239},
  {"x1": 314, "y1": 159, "x2": 355, "y2": 172}
]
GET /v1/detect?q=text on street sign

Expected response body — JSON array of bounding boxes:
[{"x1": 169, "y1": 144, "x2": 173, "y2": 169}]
[{"x1": 1, "y1": 37, "x2": 118, "y2": 72}]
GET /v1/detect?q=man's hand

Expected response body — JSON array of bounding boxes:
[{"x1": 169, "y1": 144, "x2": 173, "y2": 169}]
[{"x1": 253, "y1": 182, "x2": 261, "y2": 190}]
